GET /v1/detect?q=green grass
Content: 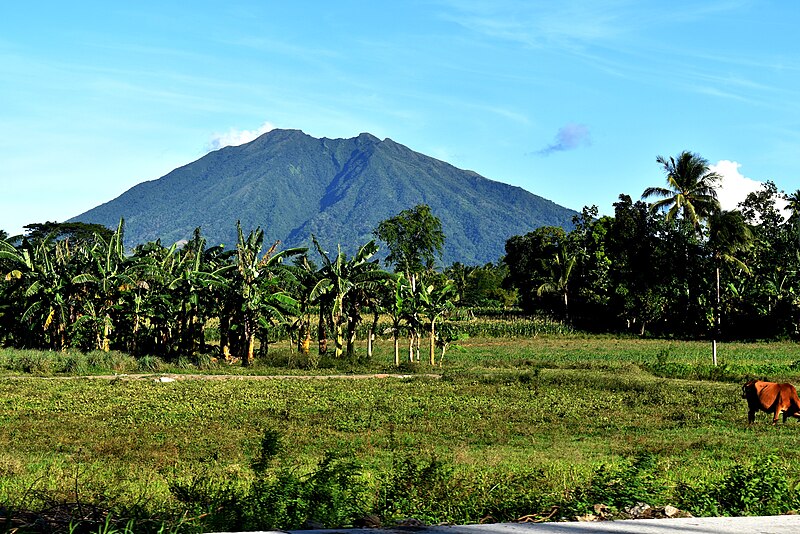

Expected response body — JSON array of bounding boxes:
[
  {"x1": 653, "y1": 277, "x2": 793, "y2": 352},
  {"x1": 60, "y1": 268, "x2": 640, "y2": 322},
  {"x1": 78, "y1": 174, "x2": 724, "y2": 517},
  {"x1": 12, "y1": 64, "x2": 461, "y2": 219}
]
[{"x1": 2, "y1": 337, "x2": 800, "y2": 531}]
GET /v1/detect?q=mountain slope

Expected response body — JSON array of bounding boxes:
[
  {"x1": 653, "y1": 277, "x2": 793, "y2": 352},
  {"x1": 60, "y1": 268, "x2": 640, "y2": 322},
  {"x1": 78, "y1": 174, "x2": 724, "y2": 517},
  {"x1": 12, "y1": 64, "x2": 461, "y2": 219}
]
[{"x1": 71, "y1": 129, "x2": 576, "y2": 265}]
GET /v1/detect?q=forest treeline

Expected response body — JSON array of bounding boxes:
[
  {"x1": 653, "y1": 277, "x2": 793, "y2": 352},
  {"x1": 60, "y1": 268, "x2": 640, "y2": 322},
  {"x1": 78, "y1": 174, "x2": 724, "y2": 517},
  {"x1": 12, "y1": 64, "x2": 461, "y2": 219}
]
[
  {"x1": 1, "y1": 152, "x2": 799, "y2": 364},
  {"x1": 508, "y1": 152, "x2": 800, "y2": 339}
]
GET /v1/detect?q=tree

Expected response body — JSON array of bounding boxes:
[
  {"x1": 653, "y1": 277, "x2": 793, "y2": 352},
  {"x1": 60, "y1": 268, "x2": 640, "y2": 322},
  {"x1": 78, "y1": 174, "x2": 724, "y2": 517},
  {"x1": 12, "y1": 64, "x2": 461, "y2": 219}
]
[
  {"x1": 446, "y1": 262, "x2": 515, "y2": 309},
  {"x1": 707, "y1": 209, "x2": 752, "y2": 363},
  {"x1": 737, "y1": 182, "x2": 800, "y2": 338},
  {"x1": 23, "y1": 221, "x2": 114, "y2": 245},
  {"x1": 785, "y1": 189, "x2": 800, "y2": 247},
  {"x1": 605, "y1": 195, "x2": 673, "y2": 335},
  {"x1": 418, "y1": 278, "x2": 457, "y2": 365},
  {"x1": 286, "y1": 255, "x2": 319, "y2": 358},
  {"x1": 0, "y1": 234, "x2": 72, "y2": 349},
  {"x1": 229, "y1": 223, "x2": 302, "y2": 366},
  {"x1": 536, "y1": 242, "x2": 577, "y2": 321},
  {"x1": 383, "y1": 274, "x2": 412, "y2": 367},
  {"x1": 642, "y1": 151, "x2": 721, "y2": 234},
  {"x1": 786, "y1": 189, "x2": 800, "y2": 221},
  {"x1": 504, "y1": 226, "x2": 569, "y2": 314},
  {"x1": 311, "y1": 237, "x2": 390, "y2": 360},
  {"x1": 642, "y1": 152, "x2": 722, "y2": 339},
  {"x1": 566, "y1": 206, "x2": 612, "y2": 325},
  {"x1": 373, "y1": 204, "x2": 444, "y2": 285},
  {"x1": 72, "y1": 219, "x2": 130, "y2": 351}
]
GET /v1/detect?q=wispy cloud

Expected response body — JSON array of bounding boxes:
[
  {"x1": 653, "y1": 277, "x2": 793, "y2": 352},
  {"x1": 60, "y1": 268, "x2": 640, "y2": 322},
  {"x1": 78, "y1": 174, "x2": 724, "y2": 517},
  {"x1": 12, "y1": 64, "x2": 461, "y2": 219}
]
[
  {"x1": 206, "y1": 121, "x2": 276, "y2": 151},
  {"x1": 535, "y1": 123, "x2": 591, "y2": 156},
  {"x1": 439, "y1": 1, "x2": 626, "y2": 50}
]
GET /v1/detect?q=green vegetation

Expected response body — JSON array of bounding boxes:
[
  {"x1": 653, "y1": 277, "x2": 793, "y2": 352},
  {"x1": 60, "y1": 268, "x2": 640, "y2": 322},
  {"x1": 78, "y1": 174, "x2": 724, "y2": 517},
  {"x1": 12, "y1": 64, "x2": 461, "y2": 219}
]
[
  {"x1": 507, "y1": 160, "x2": 800, "y2": 340},
  {"x1": 1, "y1": 337, "x2": 800, "y2": 532},
  {"x1": 2, "y1": 151, "x2": 800, "y2": 532}
]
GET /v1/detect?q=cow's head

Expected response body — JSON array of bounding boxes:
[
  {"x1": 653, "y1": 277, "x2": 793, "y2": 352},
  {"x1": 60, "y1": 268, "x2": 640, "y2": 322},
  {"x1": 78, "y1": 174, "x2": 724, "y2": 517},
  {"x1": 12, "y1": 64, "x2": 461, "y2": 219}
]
[{"x1": 742, "y1": 379, "x2": 758, "y2": 398}]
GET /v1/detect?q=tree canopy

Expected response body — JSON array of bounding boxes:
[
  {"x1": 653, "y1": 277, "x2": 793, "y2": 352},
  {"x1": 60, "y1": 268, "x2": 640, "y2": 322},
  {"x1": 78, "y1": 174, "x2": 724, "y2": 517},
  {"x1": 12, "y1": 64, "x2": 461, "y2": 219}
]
[{"x1": 373, "y1": 204, "x2": 445, "y2": 276}]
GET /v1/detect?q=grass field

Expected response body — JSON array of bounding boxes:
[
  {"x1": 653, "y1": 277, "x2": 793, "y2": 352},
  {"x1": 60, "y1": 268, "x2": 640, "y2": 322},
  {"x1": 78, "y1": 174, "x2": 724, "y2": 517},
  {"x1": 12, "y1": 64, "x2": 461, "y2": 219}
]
[{"x1": 2, "y1": 336, "x2": 800, "y2": 532}]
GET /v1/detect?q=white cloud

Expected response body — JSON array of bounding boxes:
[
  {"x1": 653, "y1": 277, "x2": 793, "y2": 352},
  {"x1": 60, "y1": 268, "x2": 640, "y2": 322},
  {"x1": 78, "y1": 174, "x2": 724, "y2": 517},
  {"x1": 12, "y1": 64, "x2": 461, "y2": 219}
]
[
  {"x1": 206, "y1": 121, "x2": 276, "y2": 151},
  {"x1": 711, "y1": 160, "x2": 763, "y2": 211},
  {"x1": 711, "y1": 160, "x2": 789, "y2": 216}
]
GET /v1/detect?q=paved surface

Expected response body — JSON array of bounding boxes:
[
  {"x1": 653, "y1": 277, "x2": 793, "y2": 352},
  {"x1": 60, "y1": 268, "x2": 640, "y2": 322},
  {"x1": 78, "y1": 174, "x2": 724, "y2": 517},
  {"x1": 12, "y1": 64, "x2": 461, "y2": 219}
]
[{"x1": 213, "y1": 515, "x2": 800, "y2": 534}]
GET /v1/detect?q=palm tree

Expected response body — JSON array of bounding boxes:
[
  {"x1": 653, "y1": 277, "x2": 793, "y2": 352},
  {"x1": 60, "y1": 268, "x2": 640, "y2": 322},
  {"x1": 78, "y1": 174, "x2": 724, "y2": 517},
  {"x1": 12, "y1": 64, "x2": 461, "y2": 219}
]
[
  {"x1": 642, "y1": 151, "x2": 721, "y2": 235},
  {"x1": 1, "y1": 231, "x2": 78, "y2": 350},
  {"x1": 286, "y1": 255, "x2": 319, "y2": 357},
  {"x1": 384, "y1": 273, "x2": 411, "y2": 367},
  {"x1": 72, "y1": 219, "x2": 130, "y2": 352},
  {"x1": 707, "y1": 209, "x2": 753, "y2": 364},
  {"x1": 536, "y1": 243, "x2": 577, "y2": 321}
]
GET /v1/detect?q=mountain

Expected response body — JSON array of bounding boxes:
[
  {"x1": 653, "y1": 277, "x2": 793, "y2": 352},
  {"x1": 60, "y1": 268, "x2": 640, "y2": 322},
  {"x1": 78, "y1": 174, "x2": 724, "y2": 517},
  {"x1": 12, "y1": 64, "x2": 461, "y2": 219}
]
[{"x1": 70, "y1": 129, "x2": 577, "y2": 265}]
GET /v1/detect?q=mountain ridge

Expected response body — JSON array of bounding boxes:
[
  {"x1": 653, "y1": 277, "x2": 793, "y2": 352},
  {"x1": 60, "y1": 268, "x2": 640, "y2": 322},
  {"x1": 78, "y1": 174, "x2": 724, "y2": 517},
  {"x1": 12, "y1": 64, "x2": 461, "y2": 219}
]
[{"x1": 70, "y1": 129, "x2": 577, "y2": 265}]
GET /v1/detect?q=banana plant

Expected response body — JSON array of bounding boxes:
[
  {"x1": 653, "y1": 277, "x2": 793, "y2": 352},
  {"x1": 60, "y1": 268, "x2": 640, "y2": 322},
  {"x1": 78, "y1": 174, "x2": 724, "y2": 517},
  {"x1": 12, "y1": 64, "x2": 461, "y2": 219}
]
[
  {"x1": 310, "y1": 236, "x2": 390, "y2": 360},
  {"x1": 382, "y1": 273, "x2": 411, "y2": 366},
  {"x1": 230, "y1": 222, "x2": 303, "y2": 366},
  {"x1": 71, "y1": 219, "x2": 130, "y2": 351},
  {"x1": 1, "y1": 232, "x2": 76, "y2": 349},
  {"x1": 418, "y1": 278, "x2": 458, "y2": 366}
]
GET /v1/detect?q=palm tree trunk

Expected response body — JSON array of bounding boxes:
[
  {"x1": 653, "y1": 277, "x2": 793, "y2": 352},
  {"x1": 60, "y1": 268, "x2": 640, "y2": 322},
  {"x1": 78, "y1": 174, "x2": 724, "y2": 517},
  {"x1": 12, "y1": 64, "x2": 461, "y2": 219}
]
[
  {"x1": 367, "y1": 311, "x2": 379, "y2": 359},
  {"x1": 246, "y1": 335, "x2": 255, "y2": 366},
  {"x1": 429, "y1": 320, "x2": 436, "y2": 366},
  {"x1": 302, "y1": 328, "x2": 311, "y2": 356},
  {"x1": 712, "y1": 264, "x2": 720, "y2": 366},
  {"x1": 346, "y1": 317, "x2": 357, "y2": 360},
  {"x1": 219, "y1": 313, "x2": 230, "y2": 360},
  {"x1": 393, "y1": 330, "x2": 400, "y2": 367},
  {"x1": 318, "y1": 306, "x2": 328, "y2": 355},
  {"x1": 103, "y1": 314, "x2": 111, "y2": 352},
  {"x1": 244, "y1": 316, "x2": 255, "y2": 366}
]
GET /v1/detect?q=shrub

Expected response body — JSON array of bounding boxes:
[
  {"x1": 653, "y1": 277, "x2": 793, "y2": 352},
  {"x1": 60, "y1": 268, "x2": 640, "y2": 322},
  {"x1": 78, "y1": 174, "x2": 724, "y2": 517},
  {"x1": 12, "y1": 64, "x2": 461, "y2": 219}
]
[
  {"x1": 562, "y1": 454, "x2": 663, "y2": 516},
  {"x1": 673, "y1": 455, "x2": 800, "y2": 517},
  {"x1": 715, "y1": 455, "x2": 798, "y2": 516},
  {"x1": 137, "y1": 355, "x2": 164, "y2": 372}
]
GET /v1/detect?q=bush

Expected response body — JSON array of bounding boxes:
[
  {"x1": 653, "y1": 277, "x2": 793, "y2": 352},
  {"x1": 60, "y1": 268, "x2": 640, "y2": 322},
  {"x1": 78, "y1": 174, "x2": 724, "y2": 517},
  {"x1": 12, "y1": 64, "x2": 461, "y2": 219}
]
[
  {"x1": 562, "y1": 454, "x2": 664, "y2": 516},
  {"x1": 241, "y1": 453, "x2": 366, "y2": 530},
  {"x1": 715, "y1": 455, "x2": 798, "y2": 516},
  {"x1": 137, "y1": 355, "x2": 164, "y2": 372}
]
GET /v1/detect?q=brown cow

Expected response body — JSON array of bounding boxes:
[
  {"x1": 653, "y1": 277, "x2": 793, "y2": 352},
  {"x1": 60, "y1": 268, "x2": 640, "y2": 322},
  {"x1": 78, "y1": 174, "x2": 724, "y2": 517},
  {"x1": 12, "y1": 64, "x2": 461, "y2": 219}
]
[{"x1": 741, "y1": 379, "x2": 800, "y2": 424}]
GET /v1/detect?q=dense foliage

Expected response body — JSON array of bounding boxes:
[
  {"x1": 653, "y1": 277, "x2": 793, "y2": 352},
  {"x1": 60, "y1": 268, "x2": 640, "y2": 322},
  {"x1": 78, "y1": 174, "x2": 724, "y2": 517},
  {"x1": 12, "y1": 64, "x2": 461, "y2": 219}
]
[
  {"x1": 3, "y1": 164, "x2": 800, "y2": 357},
  {"x1": 0, "y1": 212, "x2": 465, "y2": 367},
  {"x1": 505, "y1": 158, "x2": 800, "y2": 339}
]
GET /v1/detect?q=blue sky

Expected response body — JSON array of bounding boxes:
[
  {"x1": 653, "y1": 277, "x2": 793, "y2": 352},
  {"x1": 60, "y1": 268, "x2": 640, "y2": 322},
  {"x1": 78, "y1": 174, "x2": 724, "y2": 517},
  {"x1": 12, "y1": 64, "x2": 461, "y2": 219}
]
[{"x1": 2, "y1": 1, "x2": 799, "y2": 236}]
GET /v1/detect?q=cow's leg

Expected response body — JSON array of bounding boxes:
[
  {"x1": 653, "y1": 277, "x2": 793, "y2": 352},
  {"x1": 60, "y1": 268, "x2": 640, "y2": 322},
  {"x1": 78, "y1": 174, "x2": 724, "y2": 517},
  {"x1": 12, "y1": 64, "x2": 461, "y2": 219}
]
[
  {"x1": 748, "y1": 410, "x2": 756, "y2": 424},
  {"x1": 773, "y1": 410, "x2": 782, "y2": 424}
]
